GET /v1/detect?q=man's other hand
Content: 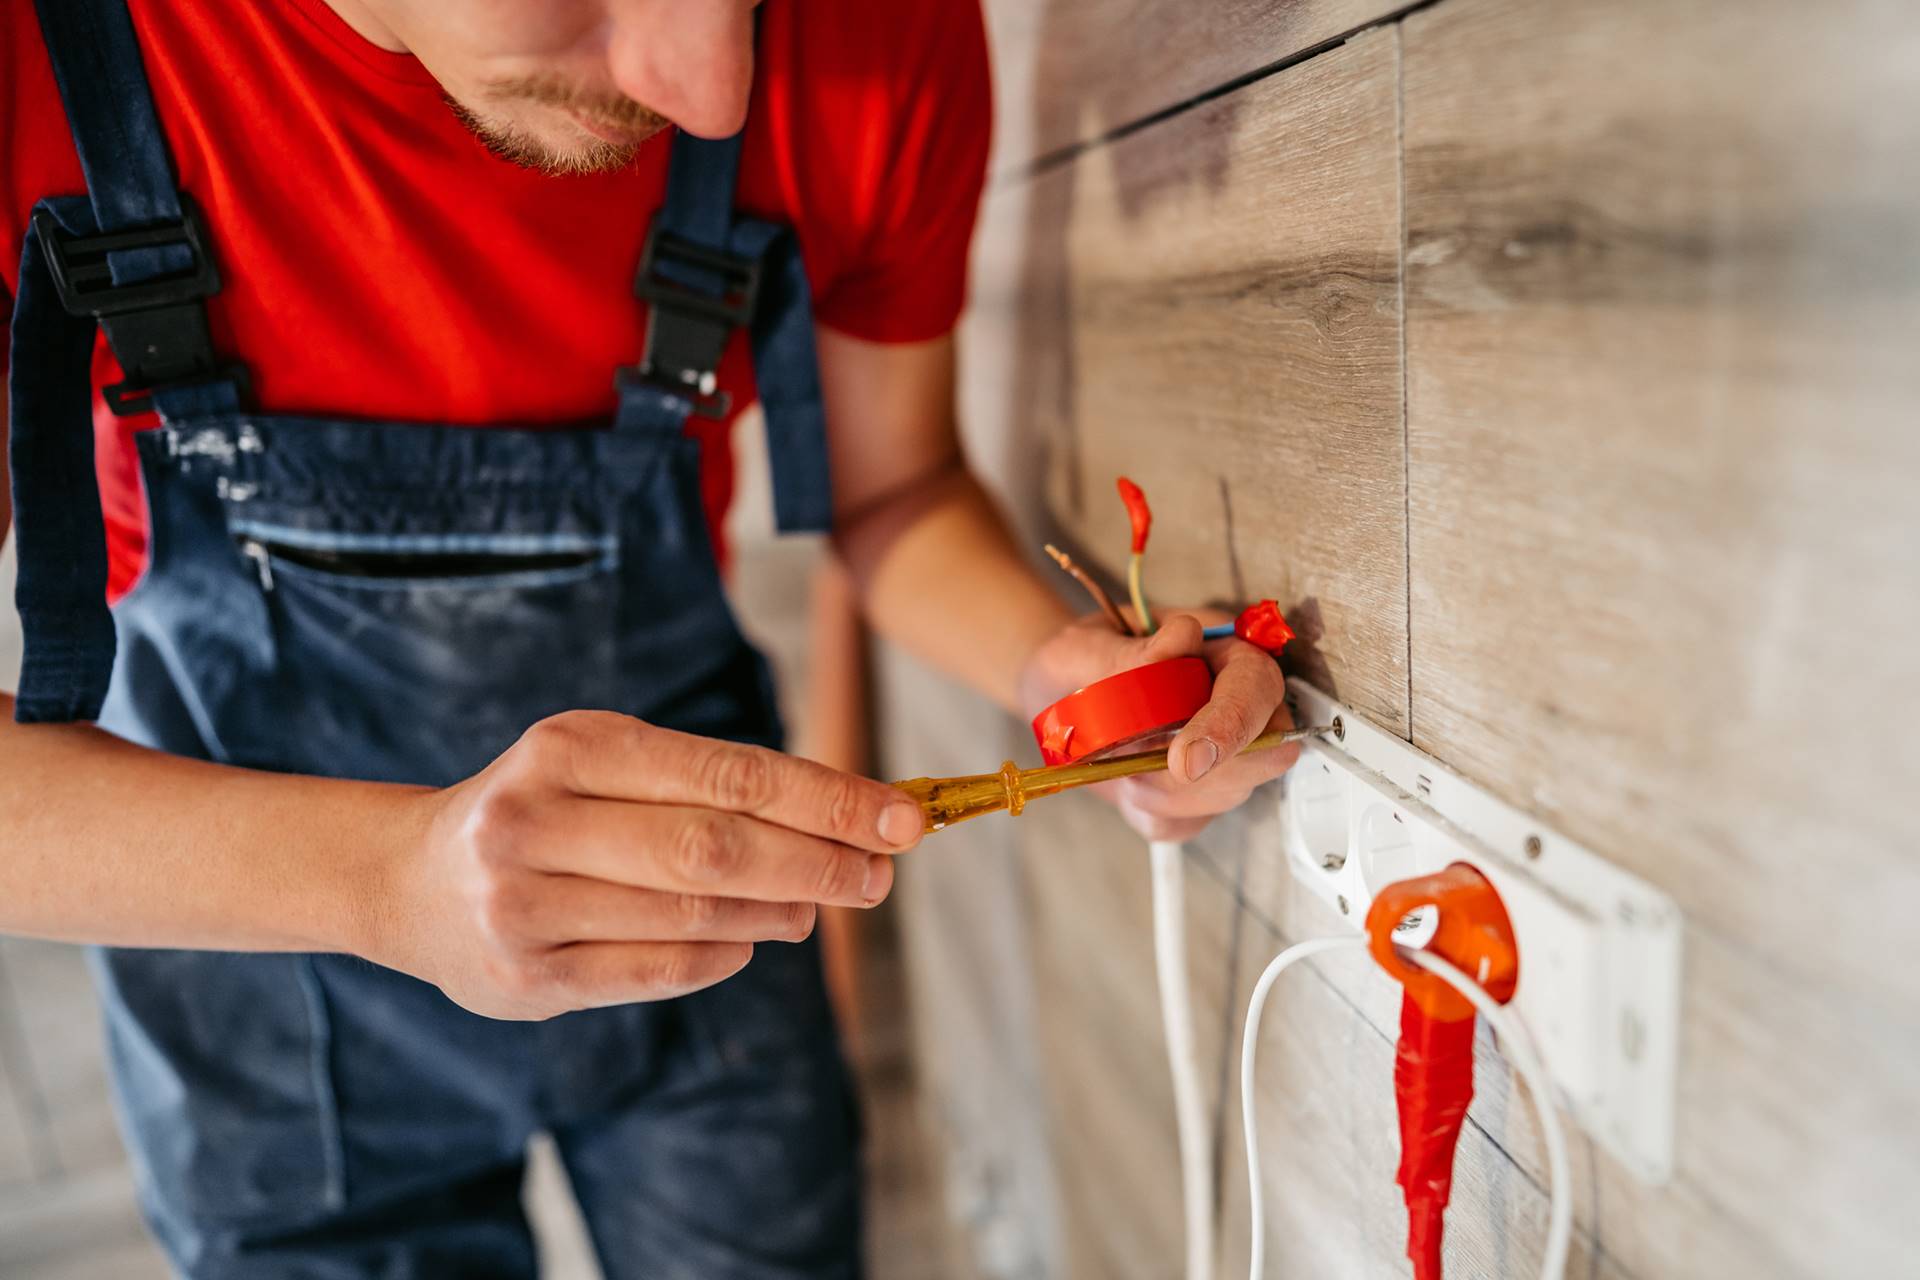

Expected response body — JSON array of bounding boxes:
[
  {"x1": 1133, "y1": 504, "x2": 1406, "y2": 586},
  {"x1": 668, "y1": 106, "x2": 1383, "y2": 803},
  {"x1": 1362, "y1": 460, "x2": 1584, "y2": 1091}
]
[
  {"x1": 1016, "y1": 609, "x2": 1300, "y2": 842},
  {"x1": 377, "y1": 713, "x2": 924, "y2": 1020}
]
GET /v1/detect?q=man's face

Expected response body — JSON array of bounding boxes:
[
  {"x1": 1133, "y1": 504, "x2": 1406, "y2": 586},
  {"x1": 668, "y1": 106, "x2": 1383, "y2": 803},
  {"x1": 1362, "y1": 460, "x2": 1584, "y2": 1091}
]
[{"x1": 345, "y1": 0, "x2": 760, "y2": 175}]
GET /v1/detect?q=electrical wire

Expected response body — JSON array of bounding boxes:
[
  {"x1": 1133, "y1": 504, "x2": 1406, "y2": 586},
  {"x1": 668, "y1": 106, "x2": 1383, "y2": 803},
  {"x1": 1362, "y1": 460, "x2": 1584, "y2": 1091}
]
[
  {"x1": 1149, "y1": 840, "x2": 1213, "y2": 1280},
  {"x1": 1116, "y1": 477, "x2": 1155, "y2": 633},
  {"x1": 1128, "y1": 551, "x2": 1156, "y2": 635},
  {"x1": 1238, "y1": 939, "x2": 1572, "y2": 1280},
  {"x1": 1044, "y1": 542, "x2": 1136, "y2": 635},
  {"x1": 1240, "y1": 935, "x2": 1368, "y2": 1280}
]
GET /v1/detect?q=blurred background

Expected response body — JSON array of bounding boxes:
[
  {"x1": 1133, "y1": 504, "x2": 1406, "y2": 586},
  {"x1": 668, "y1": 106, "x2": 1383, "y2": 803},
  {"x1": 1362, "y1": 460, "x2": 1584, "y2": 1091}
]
[{"x1": 6, "y1": 0, "x2": 1920, "y2": 1277}]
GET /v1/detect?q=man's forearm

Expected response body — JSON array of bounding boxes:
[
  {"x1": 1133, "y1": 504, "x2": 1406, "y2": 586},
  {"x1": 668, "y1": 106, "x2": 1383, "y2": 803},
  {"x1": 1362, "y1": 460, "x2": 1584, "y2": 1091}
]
[
  {"x1": 834, "y1": 462, "x2": 1073, "y2": 712},
  {"x1": 0, "y1": 698, "x2": 422, "y2": 954}
]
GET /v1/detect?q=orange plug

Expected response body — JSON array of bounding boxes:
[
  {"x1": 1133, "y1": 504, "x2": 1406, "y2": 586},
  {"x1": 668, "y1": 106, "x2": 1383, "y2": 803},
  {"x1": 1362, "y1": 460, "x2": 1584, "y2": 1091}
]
[
  {"x1": 1365, "y1": 865, "x2": 1519, "y2": 1280},
  {"x1": 1367, "y1": 863, "x2": 1518, "y2": 1021}
]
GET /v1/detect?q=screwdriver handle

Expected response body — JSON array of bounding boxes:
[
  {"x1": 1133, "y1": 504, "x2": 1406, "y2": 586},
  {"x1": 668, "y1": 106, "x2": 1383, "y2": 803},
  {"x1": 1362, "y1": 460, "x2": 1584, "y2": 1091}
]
[{"x1": 893, "y1": 723, "x2": 1332, "y2": 833}]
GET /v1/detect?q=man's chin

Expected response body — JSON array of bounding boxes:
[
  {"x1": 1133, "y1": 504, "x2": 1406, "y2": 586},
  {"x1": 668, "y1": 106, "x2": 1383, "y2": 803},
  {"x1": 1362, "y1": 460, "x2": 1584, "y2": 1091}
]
[{"x1": 444, "y1": 97, "x2": 654, "y2": 176}]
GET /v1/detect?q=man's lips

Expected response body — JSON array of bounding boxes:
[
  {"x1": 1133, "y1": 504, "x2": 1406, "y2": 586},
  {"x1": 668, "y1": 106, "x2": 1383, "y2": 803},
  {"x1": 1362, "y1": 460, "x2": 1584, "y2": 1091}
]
[{"x1": 562, "y1": 107, "x2": 661, "y2": 146}]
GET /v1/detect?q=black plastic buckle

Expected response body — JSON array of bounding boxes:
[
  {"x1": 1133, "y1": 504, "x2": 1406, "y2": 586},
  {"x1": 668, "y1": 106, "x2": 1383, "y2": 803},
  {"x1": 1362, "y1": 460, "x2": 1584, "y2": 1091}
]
[
  {"x1": 628, "y1": 225, "x2": 762, "y2": 419},
  {"x1": 30, "y1": 196, "x2": 246, "y2": 417}
]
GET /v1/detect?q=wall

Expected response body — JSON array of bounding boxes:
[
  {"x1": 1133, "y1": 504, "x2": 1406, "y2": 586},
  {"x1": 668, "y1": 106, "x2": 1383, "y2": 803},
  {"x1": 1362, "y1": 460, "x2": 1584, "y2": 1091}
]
[{"x1": 885, "y1": 1, "x2": 1920, "y2": 1276}]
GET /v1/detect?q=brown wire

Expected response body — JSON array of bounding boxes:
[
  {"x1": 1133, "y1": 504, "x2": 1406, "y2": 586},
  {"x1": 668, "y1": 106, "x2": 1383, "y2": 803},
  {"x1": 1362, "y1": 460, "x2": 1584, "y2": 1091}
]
[{"x1": 1044, "y1": 543, "x2": 1138, "y2": 635}]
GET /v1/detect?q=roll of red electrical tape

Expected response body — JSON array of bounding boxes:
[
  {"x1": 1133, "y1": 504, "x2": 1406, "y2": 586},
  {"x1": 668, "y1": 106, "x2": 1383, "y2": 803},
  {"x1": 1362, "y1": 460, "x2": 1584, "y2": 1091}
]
[{"x1": 1030, "y1": 656, "x2": 1213, "y2": 766}]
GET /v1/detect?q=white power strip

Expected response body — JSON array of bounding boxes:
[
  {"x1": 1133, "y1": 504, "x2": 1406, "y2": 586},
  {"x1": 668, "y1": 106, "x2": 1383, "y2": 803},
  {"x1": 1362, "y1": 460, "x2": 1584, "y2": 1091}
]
[{"x1": 1279, "y1": 680, "x2": 1683, "y2": 1184}]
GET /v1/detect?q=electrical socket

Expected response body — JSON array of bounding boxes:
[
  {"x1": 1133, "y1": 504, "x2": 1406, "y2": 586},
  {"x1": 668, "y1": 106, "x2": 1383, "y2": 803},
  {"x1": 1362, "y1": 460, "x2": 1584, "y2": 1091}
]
[{"x1": 1278, "y1": 680, "x2": 1683, "y2": 1185}]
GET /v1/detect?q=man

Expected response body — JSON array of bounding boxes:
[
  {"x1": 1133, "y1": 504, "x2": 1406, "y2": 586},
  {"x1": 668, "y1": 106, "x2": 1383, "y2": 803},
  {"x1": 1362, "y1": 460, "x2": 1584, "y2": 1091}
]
[{"x1": 0, "y1": 1, "x2": 1300, "y2": 1275}]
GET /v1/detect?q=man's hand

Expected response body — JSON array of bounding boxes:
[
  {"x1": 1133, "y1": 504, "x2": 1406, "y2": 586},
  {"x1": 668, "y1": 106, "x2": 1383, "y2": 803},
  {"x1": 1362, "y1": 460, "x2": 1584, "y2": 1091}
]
[
  {"x1": 374, "y1": 711, "x2": 925, "y2": 1020},
  {"x1": 1017, "y1": 610, "x2": 1300, "y2": 842}
]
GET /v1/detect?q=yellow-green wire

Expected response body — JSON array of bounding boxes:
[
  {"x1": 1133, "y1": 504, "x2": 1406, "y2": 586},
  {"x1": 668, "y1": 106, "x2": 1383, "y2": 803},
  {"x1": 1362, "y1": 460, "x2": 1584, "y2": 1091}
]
[{"x1": 1128, "y1": 552, "x2": 1155, "y2": 634}]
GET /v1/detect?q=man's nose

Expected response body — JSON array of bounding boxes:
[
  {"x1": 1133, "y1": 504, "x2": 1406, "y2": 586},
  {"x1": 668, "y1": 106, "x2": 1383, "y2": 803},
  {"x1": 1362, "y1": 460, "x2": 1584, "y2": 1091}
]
[{"x1": 605, "y1": 1, "x2": 755, "y2": 139}]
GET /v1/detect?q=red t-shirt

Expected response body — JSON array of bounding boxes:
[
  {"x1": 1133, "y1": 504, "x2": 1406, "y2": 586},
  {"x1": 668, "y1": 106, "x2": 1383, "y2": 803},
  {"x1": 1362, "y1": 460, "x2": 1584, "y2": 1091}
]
[{"x1": 1, "y1": 0, "x2": 991, "y2": 598}]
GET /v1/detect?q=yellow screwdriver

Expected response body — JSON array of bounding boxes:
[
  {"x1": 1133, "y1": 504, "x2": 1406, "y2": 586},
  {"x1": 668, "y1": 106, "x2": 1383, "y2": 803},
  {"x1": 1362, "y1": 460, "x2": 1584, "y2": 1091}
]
[{"x1": 892, "y1": 722, "x2": 1336, "y2": 833}]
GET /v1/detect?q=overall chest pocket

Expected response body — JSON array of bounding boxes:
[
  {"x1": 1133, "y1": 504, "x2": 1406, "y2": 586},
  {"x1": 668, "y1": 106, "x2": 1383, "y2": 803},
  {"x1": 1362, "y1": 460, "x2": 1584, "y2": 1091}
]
[
  {"x1": 238, "y1": 536, "x2": 605, "y2": 584},
  {"x1": 228, "y1": 523, "x2": 622, "y2": 785},
  {"x1": 234, "y1": 526, "x2": 617, "y2": 592}
]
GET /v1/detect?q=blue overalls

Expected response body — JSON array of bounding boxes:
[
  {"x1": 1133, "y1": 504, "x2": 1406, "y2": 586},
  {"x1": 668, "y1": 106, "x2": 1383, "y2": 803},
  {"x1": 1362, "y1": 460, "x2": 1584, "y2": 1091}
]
[{"x1": 9, "y1": 1, "x2": 859, "y2": 1275}]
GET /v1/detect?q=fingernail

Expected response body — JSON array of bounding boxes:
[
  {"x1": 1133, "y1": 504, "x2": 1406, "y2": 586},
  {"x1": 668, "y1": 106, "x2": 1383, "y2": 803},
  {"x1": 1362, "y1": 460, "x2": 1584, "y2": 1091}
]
[
  {"x1": 879, "y1": 801, "x2": 922, "y2": 848},
  {"x1": 862, "y1": 855, "x2": 890, "y2": 903},
  {"x1": 1184, "y1": 739, "x2": 1219, "y2": 782}
]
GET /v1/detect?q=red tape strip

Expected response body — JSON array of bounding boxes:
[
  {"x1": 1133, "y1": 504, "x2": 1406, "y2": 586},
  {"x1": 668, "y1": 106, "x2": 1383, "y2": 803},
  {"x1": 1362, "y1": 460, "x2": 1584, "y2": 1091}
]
[{"x1": 1030, "y1": 656, "x2": 1212, "y2": 766}]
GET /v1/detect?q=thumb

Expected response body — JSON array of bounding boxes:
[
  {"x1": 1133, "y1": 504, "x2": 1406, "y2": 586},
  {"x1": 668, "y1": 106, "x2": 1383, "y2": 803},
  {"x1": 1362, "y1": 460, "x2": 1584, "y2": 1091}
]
[{"x1": 1129, "y1": 613, "x2": 1205, "y2": 669}]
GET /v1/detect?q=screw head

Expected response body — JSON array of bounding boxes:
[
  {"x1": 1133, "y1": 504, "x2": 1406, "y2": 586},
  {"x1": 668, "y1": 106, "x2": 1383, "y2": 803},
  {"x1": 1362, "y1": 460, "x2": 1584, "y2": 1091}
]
[
  {"x1": 1524, "y1": 834, "x2": 1543, "y2": 860},
  {"x1": 1337, "y1": 894, "x2": 1350, "y2": 915},
  {"x1": 1330, "y1": 715, "x2": 1345, "y2": 743}
]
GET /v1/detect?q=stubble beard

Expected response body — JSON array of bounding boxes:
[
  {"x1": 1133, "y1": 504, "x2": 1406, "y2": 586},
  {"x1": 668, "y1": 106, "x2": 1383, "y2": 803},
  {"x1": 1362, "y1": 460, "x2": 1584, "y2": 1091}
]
[{"x1": 444, "y1": 77, "x2": 671, "y2": 177}]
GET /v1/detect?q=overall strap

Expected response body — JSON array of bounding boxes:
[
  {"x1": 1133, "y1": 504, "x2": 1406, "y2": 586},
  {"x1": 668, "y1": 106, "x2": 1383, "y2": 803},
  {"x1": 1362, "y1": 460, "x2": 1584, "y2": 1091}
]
[
  {"x1": 29, "y1": 0, "x2": 244, "y2": 418},
  {"x1": 9, "y1": 204, "x2": 116, "y2": 723},
  {"x1": 33, "y1": 0, "x2": 180, "y2": 272},
  {"x1": 9, "y1": 0, "x2": 238, "y2": 722},
  {"x1": 619, "y1": 131, "x2": 833, "y2": 534}
]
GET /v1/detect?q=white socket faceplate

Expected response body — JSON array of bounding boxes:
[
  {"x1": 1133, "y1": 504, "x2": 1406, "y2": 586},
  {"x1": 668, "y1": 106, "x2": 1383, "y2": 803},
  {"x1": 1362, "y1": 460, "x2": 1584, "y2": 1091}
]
[{"x1": 1280, "y1": 680, "x2": 1682, "y2": 1184}]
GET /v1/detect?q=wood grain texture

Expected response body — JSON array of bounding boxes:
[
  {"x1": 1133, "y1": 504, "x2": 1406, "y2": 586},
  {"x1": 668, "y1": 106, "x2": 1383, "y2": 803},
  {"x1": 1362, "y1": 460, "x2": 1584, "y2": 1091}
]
[
  {"x1": 1024, "y1": 28, "x2": 1410, "y2": 732},
  {"x1": 0, "y1": 1163, "x2": 163, "y2": 1280},
  {"x1": 0, "y1": 942, "x2": 168, "y2": 1277},
  {"x1": 0, "y1": 1000, "x2": 40, "y2": 1189},
  {"x1": 1012, "y1": 793, "x2": 1247, "y2": 1280},
  {"x1": 915, "y1": 3, "x2": 1920, "y2": 1277},
  {"x1": 867, "y1": 153, "x2": 1124, "y2": 1280},
  {"x1": 1403, "y1": 0, "x2": 1920, "y2": 1009},
  {"x1": 983, "y1": 0, "x2": 1407, "y2": 175},
  {"x1": 0, "y1": 942, "x2": 123, "y2": 1182},
  {"x1": 877, "y1": 646, "x2": 1066, "y2": 1280},
  {"x1": 1401, "y1": 0, "x2": 1920, "y2": 1274}
]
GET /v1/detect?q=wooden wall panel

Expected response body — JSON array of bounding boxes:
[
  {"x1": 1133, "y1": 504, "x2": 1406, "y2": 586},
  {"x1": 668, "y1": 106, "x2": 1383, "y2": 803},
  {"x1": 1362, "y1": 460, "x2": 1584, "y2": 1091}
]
[
  {"x1": 910, "y1": 2, "x2": 1919, "y2": 1278},
  {"x1": 1401, "y1": 0, "x2": 1920, "y2": 1275},
  {"x1": 0, "y1": 941, "x2": 124, "y2": 1178},
  {"x1": 925, "y1": 47, "x2": 1421, "y2": 1267},
  {"x1": 873, "y1": 162, "x2": 1094, "y2": 1280},
  {"x1": 913, "y1": 22, "x2": 1411, "y2": 1280},
  {"x1": 877, "y1": 649, "x2": 1064, "y2": 1280},
  {"x1": 1402, "y1": 0, "x2": 1920, "y2": 1011},
  {"x1": 0, "y1": 1028, "x2": 38, "y2": 1188},
  {"x1": 1030, "y1": 28, "x2": 1410, "y2": 732},
  {"x1": 983, "y1": 0, "x2": 1407, "y2": 175},
  {"x1": 1014, "y1": 796, "x2": 1245, "y2": 1280}
]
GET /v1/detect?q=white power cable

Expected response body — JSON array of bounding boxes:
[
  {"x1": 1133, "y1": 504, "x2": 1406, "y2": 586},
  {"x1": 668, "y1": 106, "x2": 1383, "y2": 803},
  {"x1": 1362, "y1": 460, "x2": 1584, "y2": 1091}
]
[
  {"x1": 1239, "y1": 935, "x2": 1368, "y2": 1280},
  {"x1": 1148, "y1": 840, "x2": 1213, "y2": 1280},
  {"x1": 1239, "y1": 938, "x2": 1572, "y2": 1280}
]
